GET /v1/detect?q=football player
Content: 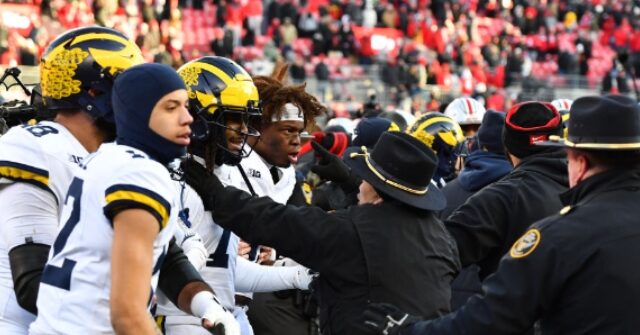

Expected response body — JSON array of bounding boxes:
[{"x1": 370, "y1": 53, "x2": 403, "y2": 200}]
[
  {"x1": 155, "y1": 56, "x2": 314, "y2": 335},
  {"x1": 30, "y1": 63, "x2": 238, "y2": 335},
  {"x1": 0, "y1": 27, "x2": 144, "y2": 334},
  {"x1": 232, "y1": 64, "x2": 326, "y2": 335}
]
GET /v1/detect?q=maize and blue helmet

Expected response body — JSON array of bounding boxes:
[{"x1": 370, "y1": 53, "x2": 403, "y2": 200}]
[
  {"x1": 39, "y1": 26, "x2": 144, "y2": 123},
  {"x1": 178, "y1": 56, "x2": 262, "y2": 166},
  {"x1": 408, "y1": 112, "x2": 465, "y2": 183}
]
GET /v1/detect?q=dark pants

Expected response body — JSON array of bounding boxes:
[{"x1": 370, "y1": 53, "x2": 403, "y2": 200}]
[{"x1": 248, "y1": 292, "x2": 313, "y2": 335}]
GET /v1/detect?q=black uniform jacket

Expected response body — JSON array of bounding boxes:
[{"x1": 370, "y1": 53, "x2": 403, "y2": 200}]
[
  {"x1": 445, "y1": 150, "x2": 568, "y2": 278},
  {"x1": 404, "y1": 168, "x2": 640, "y2": 335},
  {"x1": 209, "y1": 187, "x2": 460, "y2": 335}
]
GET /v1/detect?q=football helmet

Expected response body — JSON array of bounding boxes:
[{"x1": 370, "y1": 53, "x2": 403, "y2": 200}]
[
  {"x1": 39, "y1": 26, "x2": 144, "y2": 122},
  {"x1": 408, "y1": 112, "x2": 465, "y2": 183},
  {"x1": 444, "y1": 97, "x2": 486, "y2": 126},
  {"x1": 551, "y1": 99, "x2": 572, "y2": 138},
  {"x1": 178, "y1": 56, "x2": 261, "y2": 166}
]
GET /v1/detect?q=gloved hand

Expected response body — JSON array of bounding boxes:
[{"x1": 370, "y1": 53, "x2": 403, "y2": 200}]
[
  {"x1": 362, "y1": 303, "x2": 421, "y2": 335},
  {"x1": 182, "y1": 159, "x2": 224, "y2": 211},
  {"x1": 310, "y1": 140, "x2": 351, "y2": 183},
  {"x1": 292, "y1": 265, "x2": 317, "y2": 290},
  {"x1": 192, "y1": 291, "x2": 240, "y2": 335}
]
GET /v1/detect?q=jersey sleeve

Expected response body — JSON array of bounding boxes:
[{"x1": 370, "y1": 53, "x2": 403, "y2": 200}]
[
  {"x1": 0, "y1": 126, "x2": 52, "y2": 194},
  {"x1": 0, "y1": 182, "x2": 58, "y2": 250},
  {"x1": 102, "y1": 161, "x2": 174, "y2": 230}
]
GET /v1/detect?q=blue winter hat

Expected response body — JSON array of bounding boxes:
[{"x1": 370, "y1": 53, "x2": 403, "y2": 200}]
[
  {"x1": 477, "y1": 110, "x2": 506, "y2": 154},
  {"x1": 112, "y1": 63, "x2": 187, "y2": 165},
  {"x1": 352, "y1": 117, "x2": 394, "y2": 148}
]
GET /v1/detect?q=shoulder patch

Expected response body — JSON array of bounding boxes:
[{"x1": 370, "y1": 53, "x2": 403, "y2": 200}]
[{"x1": 509, "y1": 228, "x2": 541, "y2": 259}]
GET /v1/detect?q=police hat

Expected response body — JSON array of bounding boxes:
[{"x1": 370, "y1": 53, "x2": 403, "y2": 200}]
[
  {"x1": 538, "y1": 95, "x2": 640, "y2": 150},
  {"x1": 344, "y1": 131, "x2": 446, "y2": 211}
]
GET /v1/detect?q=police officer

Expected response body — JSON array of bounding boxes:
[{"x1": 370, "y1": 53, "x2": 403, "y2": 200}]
[
  {"x1": 184, "y1": 131, "x2": 460, "y2": 335},
  {"x1": 362, "y1": 95, "x2": 640, "y2": 334}
]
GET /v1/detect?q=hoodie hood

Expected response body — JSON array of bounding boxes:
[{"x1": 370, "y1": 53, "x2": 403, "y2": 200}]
[
  {"x1": 458, "y1": 151, "x2": 512, "y2": 192},
  {"x1": 511, "y1": 148, "x2": 569, "y2": 187}
]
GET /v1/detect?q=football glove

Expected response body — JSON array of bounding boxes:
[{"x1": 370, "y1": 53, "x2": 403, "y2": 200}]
[{"x1": 191, "y1": 291, "x2": 240, "y2": 335}]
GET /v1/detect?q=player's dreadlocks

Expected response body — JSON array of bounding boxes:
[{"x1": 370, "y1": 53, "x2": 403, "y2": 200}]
[{"x1": 252, "y1": 63, "x2": 326, "y2": 129}]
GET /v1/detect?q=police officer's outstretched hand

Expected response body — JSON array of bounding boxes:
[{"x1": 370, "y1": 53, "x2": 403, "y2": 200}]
[
  {"x1": 310, "y1": 140, "x2": 351, "y2": 183},
  {"x1": 182, "y1": 159, "x2": 224, "y2": 211},
  {"x1": 361, "y1": 303, "x2": 421, "y2": 335}
]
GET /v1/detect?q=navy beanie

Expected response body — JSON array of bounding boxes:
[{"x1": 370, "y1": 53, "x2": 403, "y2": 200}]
[
  {"x1": 352, "y1": 117, "x2": 393, "y2": 148},
  {"x1": 112, "y1": 63, "x2": 187, "y2": 165},
  {"x1": 477, "y1": 110, "x2": 506, "y2": 154}
]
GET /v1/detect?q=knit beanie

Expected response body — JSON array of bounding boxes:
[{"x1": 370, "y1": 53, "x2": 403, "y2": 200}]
[
  {"x1": 352, "y1": 117, "x2": 397, "y2": 148},
  {"x1": 477, "y1": 110, "x2": 506, "y2": 154},
  {"x1": 503, "y1": 101, "x2": 562, "y2": 158},
  {"x1": 112, "y1": 63, "x2": 187, "y2": 165}
]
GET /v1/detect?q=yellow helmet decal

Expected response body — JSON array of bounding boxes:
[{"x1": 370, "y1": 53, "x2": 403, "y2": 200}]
[
  {"x1": 179, "y1": 66, "x2": 202, "y2": 99},
  {"x1": 388, "y1": 122, "x2": 400, "y2": 132},
  {"x1": 72, "y1": 32, "x2": 144, "y2": 75},
  {"x1": 179, "y1": 60, "x2": 258, "y2": 115},
  {"x1": 40, "y1": 47, "x2": 89, "y2": 100},
  {"x1": 413, "y1": 132, "x2": 436, "y2": 151},
  {"x1": 195, "y1": 90, "x2": 218, "y2": 111},
  {"x1": 438, "y1": 130, "x2": 461, "y2": 147},
  {"x1": 409, "y1": 116, "x2": 464, "y2": 148}
]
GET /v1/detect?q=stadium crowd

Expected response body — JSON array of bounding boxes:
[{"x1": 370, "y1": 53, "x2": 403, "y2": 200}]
[{"x1": 2, "y1": 0, "x2": 640, "y2": 100}]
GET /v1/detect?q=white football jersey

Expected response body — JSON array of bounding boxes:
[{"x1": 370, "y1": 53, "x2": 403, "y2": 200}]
[
  {"x1": 0, "y1": 121, "x2": 88, "y2": 211},
  {"x1": 0, "y1": 122, "x2": 88, "y2": 332},
  {"x1": 234, "y1": 150, "x2": 296, "y2": 203},
  {"x1": 29, "y1": 143, "x2": 178, "y2": 335},
  {"x1": 155, "y1": 164, "x2": 239, "y2": 325}
]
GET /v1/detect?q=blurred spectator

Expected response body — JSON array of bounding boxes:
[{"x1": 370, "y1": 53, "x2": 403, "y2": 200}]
[
  {"x1": 93, "y1": 0, "x2": 117, "y2": 27},
  {"x1": 0, "y1": 17, "x2": 9, "y2": 56},
  {"x1": 290, "y1": 55, "x2": 306, "y2": 84},
  {"x1": 279, "y1": 17, "x2": 298, "y2": 47},
  {"x1": 298, "y1": 12, "x2": 318, "y2": 38},
  {"x1": 153, "y1": 43, "x2": 172, "y2": 65},
  {"x1": 315, "y1": 55, "x2": 330, "y2": 100},
  {"x1": 210, "y1": 28, "x2": 234, "y2": 58},
  {"x1": 602, "y1": 58, "x2": 631, "y2": 94}
]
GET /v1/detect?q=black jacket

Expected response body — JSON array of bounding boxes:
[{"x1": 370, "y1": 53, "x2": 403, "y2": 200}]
[
  {"x1": 405, "y1": 168, "x2": 640, "y2": 335},
  {"x1": 209, "y1": 188, "x2": 460, "y2": 335},
  {"x1": 440, "y1": 151, "x2": 512, "y2": 219},
  {"x1": 445, "y1": 150, "x2": 568, "y2": 279},
  {"x1": 440, "y1": 151, "x2": 512, "y2": 310}
]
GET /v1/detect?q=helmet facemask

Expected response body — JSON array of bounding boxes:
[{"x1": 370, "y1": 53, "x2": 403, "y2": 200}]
[{"x1": 194, "y1": 101, "x2": 262, "y2": 166}]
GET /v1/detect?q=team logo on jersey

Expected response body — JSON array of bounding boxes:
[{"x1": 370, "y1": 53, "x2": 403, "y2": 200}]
[
  {"x1": 509, "y1": 228, "x2": 541, "y2": 259},
  {"x1": 248, "y1": 168, "x2": 261, "y2": 178},
  {"x1": 68, "y1": 154, "x2": 83, "y2": 165}
]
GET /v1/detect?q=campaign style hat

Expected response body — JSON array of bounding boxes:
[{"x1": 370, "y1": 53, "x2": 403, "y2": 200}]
[
  {"x1": 344, "y1": 131, "x2": 446, "y2": 211},
  {"x1": 538, "y1": 95, "x2": 640, "y2": 150}
]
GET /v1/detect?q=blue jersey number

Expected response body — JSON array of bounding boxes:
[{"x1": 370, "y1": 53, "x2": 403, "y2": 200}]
[
  {"x1": 41, "y1": 177, "x2": 83, "y2": 290},
  {"x1": 24, "y1": 125, "x2": 59, "y2": 137},
  {"x1": 206, "y1": 229, "x2": 230, "y2": 268}
]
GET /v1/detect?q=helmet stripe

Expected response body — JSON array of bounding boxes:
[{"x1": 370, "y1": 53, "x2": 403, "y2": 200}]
[{"x1": 465, "y1": 98, "x2": 474, "y2": 115}]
